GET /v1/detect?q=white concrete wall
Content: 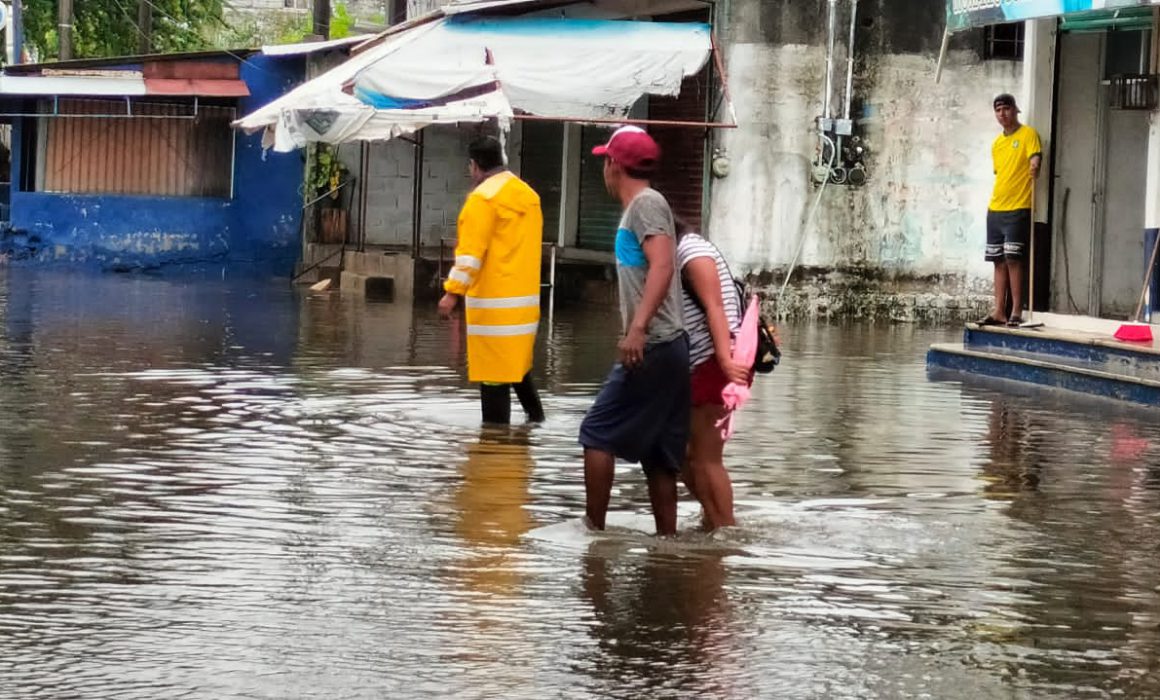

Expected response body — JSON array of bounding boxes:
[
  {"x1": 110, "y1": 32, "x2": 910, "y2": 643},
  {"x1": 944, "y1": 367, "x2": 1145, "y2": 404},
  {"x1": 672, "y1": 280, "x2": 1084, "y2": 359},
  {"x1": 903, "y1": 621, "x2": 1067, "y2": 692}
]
[{"x1": 708, "y1": 43, "x2": 1021, "y2": 293}]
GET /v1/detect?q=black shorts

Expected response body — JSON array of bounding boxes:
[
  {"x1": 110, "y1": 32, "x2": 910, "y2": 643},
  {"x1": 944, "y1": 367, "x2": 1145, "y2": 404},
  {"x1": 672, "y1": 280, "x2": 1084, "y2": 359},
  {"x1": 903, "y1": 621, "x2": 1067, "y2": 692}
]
[
  {"x1": 986, "y1": 209, "x2": 1031, "y2": 261},
  {"x1": 579, "y1": 334, "x2": 690, "y2": 474}
]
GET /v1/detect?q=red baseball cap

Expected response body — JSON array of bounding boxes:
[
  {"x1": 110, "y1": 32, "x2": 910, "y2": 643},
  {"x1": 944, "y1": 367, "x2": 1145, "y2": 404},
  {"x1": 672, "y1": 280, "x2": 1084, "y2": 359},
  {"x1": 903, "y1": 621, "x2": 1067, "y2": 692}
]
[{"x1": 591, "y1": 126, "x2": 661, "y2": 174}]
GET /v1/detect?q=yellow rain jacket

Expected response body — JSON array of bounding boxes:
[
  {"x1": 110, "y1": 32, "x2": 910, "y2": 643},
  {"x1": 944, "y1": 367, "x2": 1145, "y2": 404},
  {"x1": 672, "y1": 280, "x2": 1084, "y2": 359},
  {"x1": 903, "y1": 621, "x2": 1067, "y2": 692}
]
[{"x1": 445, "y1": 171, "x2": 542, "y2": 384}]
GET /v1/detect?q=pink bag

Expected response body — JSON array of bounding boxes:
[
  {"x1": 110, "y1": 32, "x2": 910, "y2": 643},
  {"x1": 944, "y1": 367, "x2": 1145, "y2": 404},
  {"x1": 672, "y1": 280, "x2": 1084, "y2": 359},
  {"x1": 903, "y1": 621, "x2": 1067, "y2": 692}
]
[{"x1": 716, "y1": 296, "x2": 760, "y2": 440}]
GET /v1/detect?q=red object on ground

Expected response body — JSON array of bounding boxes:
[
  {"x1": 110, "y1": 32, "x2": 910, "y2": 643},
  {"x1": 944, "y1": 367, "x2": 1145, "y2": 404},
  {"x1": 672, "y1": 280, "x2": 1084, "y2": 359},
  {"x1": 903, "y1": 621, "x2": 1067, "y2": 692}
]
[{"x1": 1114, "y1": 323, "x2": 1154, "y2": 343}]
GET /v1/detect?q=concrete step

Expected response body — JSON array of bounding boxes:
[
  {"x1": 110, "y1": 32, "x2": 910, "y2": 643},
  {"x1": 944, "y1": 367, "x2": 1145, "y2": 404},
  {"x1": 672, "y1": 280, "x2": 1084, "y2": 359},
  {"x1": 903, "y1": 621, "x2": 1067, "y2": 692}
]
[
  {"x1": 927, "y1": 342, "x2": 1160, "y2": 406},
  {"x1": 964, "y1": 324, "x2": 1160, "y2": 383},
  {"x1": 340, "y1": 251, "x2": 414, "y2": 302}
]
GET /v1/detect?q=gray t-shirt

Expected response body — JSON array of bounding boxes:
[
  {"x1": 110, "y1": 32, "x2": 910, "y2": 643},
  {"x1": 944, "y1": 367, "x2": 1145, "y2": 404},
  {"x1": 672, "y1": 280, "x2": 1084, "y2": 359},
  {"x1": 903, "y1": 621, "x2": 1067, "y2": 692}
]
[{"x1": 614, "y1": 188, "x2": 684, "y2": 345}]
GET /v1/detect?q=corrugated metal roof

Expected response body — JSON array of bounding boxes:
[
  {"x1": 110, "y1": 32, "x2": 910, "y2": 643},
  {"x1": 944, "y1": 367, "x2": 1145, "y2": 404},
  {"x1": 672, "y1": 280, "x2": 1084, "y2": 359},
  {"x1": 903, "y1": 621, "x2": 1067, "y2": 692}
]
[
  {"x1": 3, "y1": 49, "x2": 258, "y2": 75},
  {"x1": 144, "y1": 78, "x2": 250, "y2": 97}
]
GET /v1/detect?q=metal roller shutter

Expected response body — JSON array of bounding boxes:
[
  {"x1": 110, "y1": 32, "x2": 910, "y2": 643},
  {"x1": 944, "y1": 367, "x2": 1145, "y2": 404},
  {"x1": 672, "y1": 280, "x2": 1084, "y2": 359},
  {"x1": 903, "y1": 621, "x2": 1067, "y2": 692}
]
[
  {"x1": 577, "y1": 125, "x2": 624, "y2": 251},
  {"x1": 518, "y1": 120, "x2": 563, "y2": 241}
]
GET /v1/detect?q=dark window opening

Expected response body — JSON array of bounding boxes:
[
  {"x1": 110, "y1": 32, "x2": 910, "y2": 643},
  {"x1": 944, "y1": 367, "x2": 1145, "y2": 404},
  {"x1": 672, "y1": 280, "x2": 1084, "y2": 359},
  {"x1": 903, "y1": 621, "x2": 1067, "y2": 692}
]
[
  {"x1": 1105, "y1": 29, "x2": 1150, "y2": 79},
  {"x1": 984, "y1": 23, "x2": 1025, "y2": 61},
  {"x1": 365, "y1": 277, "x2": 395, "y2": 302},
  {"x1": 389, "y1": 0, "x2": 407, "y2": 25}
]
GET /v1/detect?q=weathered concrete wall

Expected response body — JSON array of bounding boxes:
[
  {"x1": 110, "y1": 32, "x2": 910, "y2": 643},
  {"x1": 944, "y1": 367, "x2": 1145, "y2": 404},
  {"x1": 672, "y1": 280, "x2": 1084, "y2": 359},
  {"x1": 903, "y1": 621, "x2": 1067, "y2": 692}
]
[
  {"x1": 354, "y1": 123, "x2": 523, "y2": 250},
  {"x1": 353, "y1": 125, "x2": 474, "y2": 248},
  {"x1": 418, "y1": 126, "x2": 475, "y2": 248},
  {"x1": 360, "y1": 139, "x2": 418, "y2": 248},
  {"x1": 711, "y1": 0, "x2": 1024, "y2": 320}
]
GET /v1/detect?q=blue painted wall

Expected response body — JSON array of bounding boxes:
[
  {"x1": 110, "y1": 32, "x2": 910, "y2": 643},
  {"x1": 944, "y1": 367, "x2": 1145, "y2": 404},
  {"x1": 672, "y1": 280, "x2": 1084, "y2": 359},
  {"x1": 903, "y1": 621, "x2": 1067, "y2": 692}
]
[
  {"x1": 9, "y1": 193, "x2": 232, "y2": 269},
  {"x1": 4, "y1": 54, "x2": 307, "y2": 276},
  {"x1": 231, "y1": 54, "x2": 306, "y2": 273}
]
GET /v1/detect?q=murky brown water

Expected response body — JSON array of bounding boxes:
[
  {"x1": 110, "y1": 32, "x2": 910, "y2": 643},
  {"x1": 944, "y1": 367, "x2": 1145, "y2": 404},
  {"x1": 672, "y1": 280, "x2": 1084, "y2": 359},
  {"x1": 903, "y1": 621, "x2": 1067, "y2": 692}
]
[{"x1": 1, "y1": 269, "x2": 1160, "y2": 699}]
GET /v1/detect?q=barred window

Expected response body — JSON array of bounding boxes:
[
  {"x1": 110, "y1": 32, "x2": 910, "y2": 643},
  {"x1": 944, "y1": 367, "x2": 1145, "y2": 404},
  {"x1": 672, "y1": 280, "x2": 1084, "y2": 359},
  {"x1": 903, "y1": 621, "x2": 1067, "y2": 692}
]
[{"x1": 984, "y1": 23, "x2": 1025, "y2": 61}]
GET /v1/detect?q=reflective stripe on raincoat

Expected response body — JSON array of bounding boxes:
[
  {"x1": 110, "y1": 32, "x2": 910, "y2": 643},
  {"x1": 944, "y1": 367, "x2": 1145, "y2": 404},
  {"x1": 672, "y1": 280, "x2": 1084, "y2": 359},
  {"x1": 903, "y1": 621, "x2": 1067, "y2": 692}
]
[{"x1": 445, "y1": 171, "x2": 543, "y2": 384}]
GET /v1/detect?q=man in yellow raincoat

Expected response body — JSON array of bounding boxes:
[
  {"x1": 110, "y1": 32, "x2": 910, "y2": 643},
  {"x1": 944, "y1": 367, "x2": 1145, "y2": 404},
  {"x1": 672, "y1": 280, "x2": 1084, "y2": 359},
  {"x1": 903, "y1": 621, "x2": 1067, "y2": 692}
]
[{"x1": 439, "y1": 136, "x2": 545, "y2": 425}]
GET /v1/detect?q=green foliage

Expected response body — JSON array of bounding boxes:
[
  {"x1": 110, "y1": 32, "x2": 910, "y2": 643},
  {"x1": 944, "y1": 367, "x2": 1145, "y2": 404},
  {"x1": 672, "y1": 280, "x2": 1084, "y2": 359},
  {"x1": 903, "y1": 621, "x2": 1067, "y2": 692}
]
[
  {"x1": 310, "y1": 144, "x2": 347, "y2": 199},
  {"x1": 331, "y1": 4, "x2": 354, "y2": 39},
  {"x1": 218, "y1": 3, "x2": 355, "y2": 48},
  {"x1": 23, "y1": 0, "x2": 226, "y2": 59}
]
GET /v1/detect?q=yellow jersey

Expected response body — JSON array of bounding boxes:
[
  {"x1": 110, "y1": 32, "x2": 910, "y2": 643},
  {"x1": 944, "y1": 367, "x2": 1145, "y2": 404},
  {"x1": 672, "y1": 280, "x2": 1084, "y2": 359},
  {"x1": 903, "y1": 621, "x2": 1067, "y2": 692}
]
[{"x1": 990, "y1": 124, "x2": 1041, "y2": 212}]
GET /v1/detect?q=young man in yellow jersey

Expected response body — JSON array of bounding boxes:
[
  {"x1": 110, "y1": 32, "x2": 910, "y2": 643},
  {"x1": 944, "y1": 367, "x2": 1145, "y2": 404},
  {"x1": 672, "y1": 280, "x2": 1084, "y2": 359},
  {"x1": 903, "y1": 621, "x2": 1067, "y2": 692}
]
[{"x1": 981, "y1": 93, "x2": 1042, "y2": 327}]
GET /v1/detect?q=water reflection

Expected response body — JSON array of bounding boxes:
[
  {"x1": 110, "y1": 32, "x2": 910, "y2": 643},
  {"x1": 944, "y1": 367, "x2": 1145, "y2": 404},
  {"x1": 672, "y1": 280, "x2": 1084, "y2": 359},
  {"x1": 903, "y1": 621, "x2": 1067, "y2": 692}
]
[
  {"x1": 580, "y1": 543, "x2": 739, "y2": 697},
  {"x1": 451, "y1": 427, "x2": 534, "y2": 595},
  {"x1": 0, "y1": 270, "x2": 1159, "y2": 697},
  {"x1": 980, "y1": 400, "x2": 1044, "y2": 498}
]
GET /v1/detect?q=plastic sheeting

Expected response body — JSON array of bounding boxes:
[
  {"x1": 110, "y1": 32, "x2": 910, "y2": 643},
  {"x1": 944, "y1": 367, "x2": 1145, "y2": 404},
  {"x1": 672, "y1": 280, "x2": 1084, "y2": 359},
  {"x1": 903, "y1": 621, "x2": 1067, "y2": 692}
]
[
  {"x1": 234, "y1": 16, "x2": 711, "y2": 152},
  {"x1": 947, "y1": 0, "x2": 1160, "y2": 32}
]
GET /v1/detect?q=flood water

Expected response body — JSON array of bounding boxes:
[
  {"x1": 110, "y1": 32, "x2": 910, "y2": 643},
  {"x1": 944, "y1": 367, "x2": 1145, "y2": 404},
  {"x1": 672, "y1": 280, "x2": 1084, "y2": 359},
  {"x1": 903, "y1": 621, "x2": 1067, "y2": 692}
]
[{"x1": 1, "y1": 269, "x2": 1160, "y2": 699}]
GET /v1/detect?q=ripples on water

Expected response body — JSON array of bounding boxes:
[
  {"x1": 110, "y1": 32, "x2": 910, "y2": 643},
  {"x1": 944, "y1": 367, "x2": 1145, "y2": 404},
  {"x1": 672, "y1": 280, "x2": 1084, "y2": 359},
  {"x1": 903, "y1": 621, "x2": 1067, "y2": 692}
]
[{"x1": 1, "y1": 270, "x2": 1159, "y2": 699}]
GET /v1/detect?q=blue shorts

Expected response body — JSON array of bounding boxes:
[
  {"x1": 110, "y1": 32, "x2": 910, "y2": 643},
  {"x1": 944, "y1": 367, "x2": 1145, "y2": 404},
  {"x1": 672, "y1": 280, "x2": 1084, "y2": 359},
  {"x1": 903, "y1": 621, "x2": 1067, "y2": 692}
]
[
  {"x1": 986, "y1": 209, "x2": 1030, "y2": 261},
  {"x1": 579, "y1": 334, "x2": 690, "y2": 474}
]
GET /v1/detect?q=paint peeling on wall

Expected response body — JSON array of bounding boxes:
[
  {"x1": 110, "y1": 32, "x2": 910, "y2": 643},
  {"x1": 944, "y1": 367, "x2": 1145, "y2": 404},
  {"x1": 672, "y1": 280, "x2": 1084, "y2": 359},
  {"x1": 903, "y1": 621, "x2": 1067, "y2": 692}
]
[
  {"x1": 5, "y1": 193, "x2": 234, "y2": 270},
  {"x1": 711, "y1": 0, "x2": 1022, "y2": 319}
]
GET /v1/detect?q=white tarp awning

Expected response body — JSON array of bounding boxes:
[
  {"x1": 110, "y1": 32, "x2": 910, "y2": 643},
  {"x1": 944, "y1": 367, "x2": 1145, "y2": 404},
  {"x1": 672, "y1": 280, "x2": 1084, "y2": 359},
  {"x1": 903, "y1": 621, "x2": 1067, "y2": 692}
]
[{"x1": 234, "y1": 15, "x2": 712, "y2": 152}]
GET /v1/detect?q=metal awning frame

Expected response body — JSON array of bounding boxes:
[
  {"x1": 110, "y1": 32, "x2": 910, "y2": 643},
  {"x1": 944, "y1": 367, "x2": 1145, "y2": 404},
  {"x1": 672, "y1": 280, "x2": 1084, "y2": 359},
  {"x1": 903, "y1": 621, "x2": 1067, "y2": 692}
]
[
  {"x1": 937, "y1": 5, "x2": 1160, "y2": 82},
  {"x1": 0, "y1": 95, "x2": 240, "y2": 120}
]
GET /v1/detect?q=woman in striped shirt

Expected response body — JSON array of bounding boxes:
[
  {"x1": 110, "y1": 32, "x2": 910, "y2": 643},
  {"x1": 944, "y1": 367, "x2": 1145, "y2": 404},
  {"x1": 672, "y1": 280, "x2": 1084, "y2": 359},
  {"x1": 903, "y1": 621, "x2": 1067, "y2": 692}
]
[{"x1": 676, "y1": 218, "x2": 751, "y2": 531}]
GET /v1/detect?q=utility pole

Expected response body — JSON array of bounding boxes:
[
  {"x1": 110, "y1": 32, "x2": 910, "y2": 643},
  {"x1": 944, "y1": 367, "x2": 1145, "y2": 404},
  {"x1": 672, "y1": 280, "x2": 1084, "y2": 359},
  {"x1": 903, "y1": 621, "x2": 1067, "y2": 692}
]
[
  {"x1": 5, "y1": 0, "x2": 17, "y2": 64},
  {"x1": 8, "y1": 0, "x2": 23, "y2": 64},
  {"x1": 58, "y1": 0, "x2": 72, "y2": 60},
  {"x1": 138, "y1": 0, "x2": 152, "y2": 54},
  {"x1": 313, "y1": 0, "x2": 330, "y2": 39}
]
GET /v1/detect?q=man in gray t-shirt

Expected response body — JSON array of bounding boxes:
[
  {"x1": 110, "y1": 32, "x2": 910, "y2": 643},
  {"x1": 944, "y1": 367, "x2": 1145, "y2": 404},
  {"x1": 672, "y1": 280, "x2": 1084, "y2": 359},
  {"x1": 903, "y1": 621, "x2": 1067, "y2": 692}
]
[
  {"x1": 578, "y1": 126, "x2": 690, "y2": 538},
  {"x1": 615, "y1": 188, "x2": 685, "y2": 345}
]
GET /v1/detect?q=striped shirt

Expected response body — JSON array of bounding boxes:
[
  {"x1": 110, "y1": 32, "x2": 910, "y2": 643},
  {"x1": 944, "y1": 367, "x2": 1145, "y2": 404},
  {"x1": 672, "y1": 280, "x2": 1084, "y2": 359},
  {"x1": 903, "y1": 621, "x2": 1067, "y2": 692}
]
[{"x1": 677, "y1": 233, "x2": 742, "y2": 370}]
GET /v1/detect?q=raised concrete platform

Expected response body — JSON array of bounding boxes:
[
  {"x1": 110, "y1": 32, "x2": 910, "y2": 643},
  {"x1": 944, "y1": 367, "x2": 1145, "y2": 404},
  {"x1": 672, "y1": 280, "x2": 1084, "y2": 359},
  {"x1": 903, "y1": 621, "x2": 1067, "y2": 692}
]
[
  {"x1": 339, "y1": 250, "x2": 414, "y2": 302},
  {"x1": 927, "y1": 313, "x2": 1160, "y2": 406}
]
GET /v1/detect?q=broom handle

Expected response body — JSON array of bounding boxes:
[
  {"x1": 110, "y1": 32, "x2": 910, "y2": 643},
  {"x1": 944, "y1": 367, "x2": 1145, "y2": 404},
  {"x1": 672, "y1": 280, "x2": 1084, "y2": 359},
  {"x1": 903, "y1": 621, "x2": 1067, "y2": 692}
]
[
  {"x1": 1133, "y1": 230, "x2": 1160, "y2": 323},
  {"x1": 1028, "y1": 182, "x2": 1036, "y2": 321}
]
